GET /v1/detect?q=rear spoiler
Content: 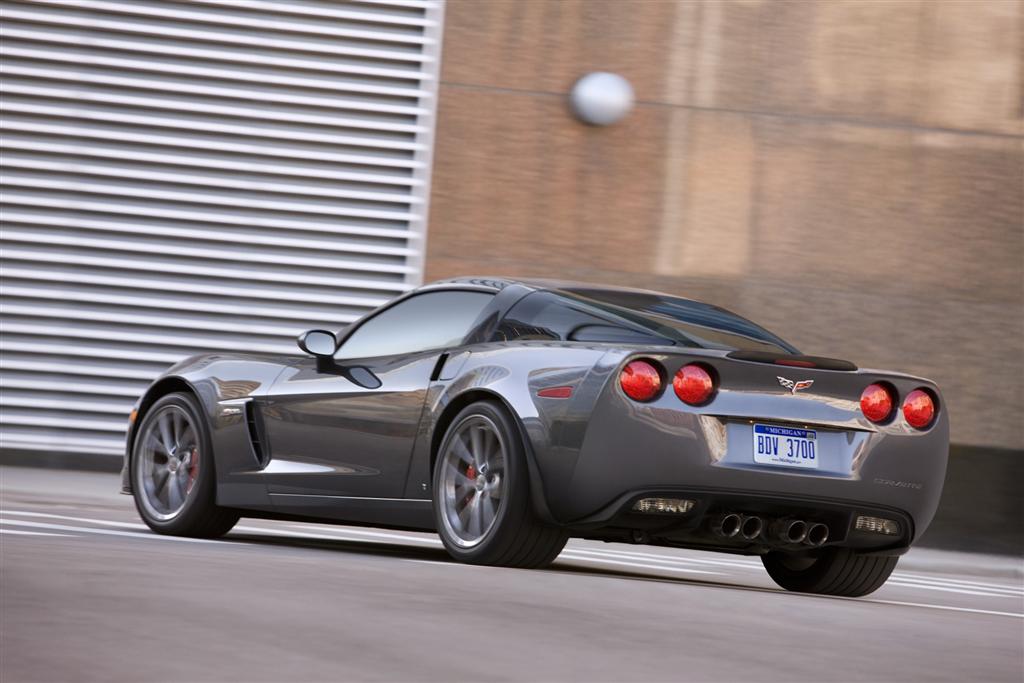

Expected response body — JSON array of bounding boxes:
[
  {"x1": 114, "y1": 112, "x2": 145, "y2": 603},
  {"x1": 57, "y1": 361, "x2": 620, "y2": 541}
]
[{"x1": 726, "y1": 350, "x2": 858, "y2": 372}]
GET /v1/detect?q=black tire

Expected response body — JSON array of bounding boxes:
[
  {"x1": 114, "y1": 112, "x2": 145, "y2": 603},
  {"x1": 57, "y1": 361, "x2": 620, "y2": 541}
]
[
  {"x1": 131, "y1": 392, "x2": 239, "y2": 538},
  {"x1": 761, "y1": 547, "x2": 898, "y2": 597},
  {"x1": 432, "y1": 400, "x2": 568, "y2": 568}
]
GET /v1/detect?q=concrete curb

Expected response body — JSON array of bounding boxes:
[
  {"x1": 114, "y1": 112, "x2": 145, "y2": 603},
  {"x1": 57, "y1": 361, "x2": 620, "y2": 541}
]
[{"x1": 1, "y1": 448, "x2": 121, "y2": 473}]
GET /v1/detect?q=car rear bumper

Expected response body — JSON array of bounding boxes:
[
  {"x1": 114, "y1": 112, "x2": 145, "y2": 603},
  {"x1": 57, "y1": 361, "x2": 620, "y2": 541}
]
[
  {"x1": 564, "y1": 486, "x2": 915, "y2": 555},
  {"x1": 539, "y1": 383, "x2": 949, "y2": 546}
]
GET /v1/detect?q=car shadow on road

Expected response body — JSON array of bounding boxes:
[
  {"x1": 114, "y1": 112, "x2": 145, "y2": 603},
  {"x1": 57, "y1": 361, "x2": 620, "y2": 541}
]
[
  {"x1": 225, "y1": 530, "x2": 451, "y2": 561},
  {"x1": 201, "y1": 531, "x2": 983, "y2": 614},
  {"x1": 224, "y1": 529, "x2": 776, "y2": 596}
]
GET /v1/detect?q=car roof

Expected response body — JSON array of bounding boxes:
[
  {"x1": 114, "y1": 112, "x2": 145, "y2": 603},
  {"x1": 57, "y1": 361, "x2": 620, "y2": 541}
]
[
  {"x1": 423, "y1": 276, "x2": 699, "y2": 302},
  {"x1": 418, "y1": 277, "x2": 799, "y2": 354},
  {"x1": 421, "y1": 276, "x2": 522, "y2": 292}
]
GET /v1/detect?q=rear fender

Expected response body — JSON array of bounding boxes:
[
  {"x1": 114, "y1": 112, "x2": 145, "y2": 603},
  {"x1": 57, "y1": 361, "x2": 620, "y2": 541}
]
[{"x1": 410, "y1": 344, "x2": 619, "y2": 524}]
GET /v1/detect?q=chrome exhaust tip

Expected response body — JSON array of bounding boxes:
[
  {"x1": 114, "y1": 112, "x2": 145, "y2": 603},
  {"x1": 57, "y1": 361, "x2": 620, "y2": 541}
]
[
  {"x1": 772, "y1": 519, "x2": 808, "y2": 544},
  {"x1": 710, "y1": 513, "x2": 742, "y2": 538},
  {"x1": 740, "y1": 515, "x2": 764, "y2": 541},
  {"x1": 805, "y1": 522, "x2": 829, "y2": 547}
]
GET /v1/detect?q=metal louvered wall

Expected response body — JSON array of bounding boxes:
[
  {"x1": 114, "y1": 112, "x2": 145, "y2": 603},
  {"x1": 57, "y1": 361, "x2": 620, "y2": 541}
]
[{"x1": 0, "y1": 0, "x2": 446, "y2": 459}]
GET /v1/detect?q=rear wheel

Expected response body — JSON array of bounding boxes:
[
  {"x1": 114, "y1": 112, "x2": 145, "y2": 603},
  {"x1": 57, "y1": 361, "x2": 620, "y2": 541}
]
[
  {"x1": 762, "y1": 547, "x2": 898, "y2": 597},
  {"x1": 433, "y1": 401, "x2": 568, "y2": 568},
  {"x1": 131, "y1": 392, "x2": 239, "y2": 538}
]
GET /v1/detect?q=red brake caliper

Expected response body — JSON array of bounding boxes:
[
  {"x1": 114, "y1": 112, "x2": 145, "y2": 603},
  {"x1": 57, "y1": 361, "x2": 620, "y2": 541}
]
[
  {"x1": 186, "y1": 447, "x2": 199, "y2": 492},
  {"x1": 463, "y1": 463, "x2": 477, "y2": 507}
]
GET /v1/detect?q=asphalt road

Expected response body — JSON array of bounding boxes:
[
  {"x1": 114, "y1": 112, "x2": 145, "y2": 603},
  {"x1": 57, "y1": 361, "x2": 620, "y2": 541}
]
[{"x1": 2, "y1": 466, "x2": 1021, "y2": 683}]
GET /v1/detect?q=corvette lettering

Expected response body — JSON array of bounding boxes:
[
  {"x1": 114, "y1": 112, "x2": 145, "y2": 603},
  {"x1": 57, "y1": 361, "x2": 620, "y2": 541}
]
[{"x1": 873, "y1": 478, "x2": 923, "y2": 490}]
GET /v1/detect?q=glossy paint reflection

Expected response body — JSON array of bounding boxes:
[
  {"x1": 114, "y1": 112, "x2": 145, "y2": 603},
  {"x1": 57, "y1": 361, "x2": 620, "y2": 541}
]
[{"x1": 259, "y1": 353, "x2": 438, "y2": 498}]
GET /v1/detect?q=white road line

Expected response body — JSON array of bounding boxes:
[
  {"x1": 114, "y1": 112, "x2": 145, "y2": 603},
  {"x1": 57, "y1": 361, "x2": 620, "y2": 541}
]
[
  {"x1": 885, "y1": 581, "x2": 1018, "y2": 599},
  {"x1": 398, "y1": 557, "x2": 714, "y2": 577},
  {"x1": 0, "y1": 514, "x2": 441, "y2": 552},
  {"x1": 859, "y1": 598, "x2": 1023, "y2": 620},
  {"x1": 1, "y1": 512, "x2": 440, "y2": 549},
  {"x1": 1, "y1": 510, "x2": 152, "y2": 531},
  {"x1": 888, "y1": 575, "x2": 1023, "y2": 596},
  {"x1": 558, "y1": 554, "x2": 720, "y2": 576},
  {"x1": 1, "y1": 513, "x2": 434, "y2": 549},
  {"x1": 569, "y1": 543, "x2": 763, "y2": 567},
  {"x1": 0, "y1": 518, "x2": 220, "y2": 543},
  {"x1": 892, "y1": 572, "x2": 1024, "y2": 593},
  {"x1": 287, "y1": 524, "x2": 443, "y2": 546},
  {"x1": 566, "y1": 546, "x2": 759, "y2": 571},
  {"x1": 233, "y1": 524, "x2": 440, "y2": 547},
  {"x1": 0, "y1": 528, "x2": 74, "y2": 537}
]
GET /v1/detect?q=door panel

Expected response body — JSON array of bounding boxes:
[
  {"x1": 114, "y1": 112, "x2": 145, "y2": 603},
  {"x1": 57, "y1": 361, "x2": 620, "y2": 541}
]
[
  {"x1": 256, "y1": 288, "x2": 495, "y2": 505},
  {"x1": 259, "y1": 351, "x2": 438, "y2": 498}
]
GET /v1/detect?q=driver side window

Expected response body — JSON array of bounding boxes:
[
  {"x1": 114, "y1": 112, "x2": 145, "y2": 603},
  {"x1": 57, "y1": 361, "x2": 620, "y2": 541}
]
[{"x1": 335, "y1": 290, "x2": 493, "y2": 360}]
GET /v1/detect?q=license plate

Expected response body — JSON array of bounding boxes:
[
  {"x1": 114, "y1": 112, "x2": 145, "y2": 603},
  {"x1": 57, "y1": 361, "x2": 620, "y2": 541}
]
[{"x1": 753, "y1": 424, "x2": 818, "y2": 469}]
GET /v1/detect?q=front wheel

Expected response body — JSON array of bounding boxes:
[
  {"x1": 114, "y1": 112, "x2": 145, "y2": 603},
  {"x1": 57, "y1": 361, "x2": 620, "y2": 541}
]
[
  {"x1": 432, "y1": 401, "x2": 568, "y2": 568},
  {"x1": 131, "y1": 392, "x2": 239, "y2": 538},
  {"x1": 762, "y1": 547, "x2": 898, "y2": 597}
]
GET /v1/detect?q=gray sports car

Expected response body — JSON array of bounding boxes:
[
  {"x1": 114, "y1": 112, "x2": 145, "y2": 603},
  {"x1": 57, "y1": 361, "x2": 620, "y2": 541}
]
[{"x1": 121, "y1": 277, "x2": 948, "y2": 597}]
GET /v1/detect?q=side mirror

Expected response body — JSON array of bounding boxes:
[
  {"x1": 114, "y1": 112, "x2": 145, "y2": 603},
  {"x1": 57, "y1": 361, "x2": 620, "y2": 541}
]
[{"x1": 297, "y1": 329, "x2": 336, "y2": 357}]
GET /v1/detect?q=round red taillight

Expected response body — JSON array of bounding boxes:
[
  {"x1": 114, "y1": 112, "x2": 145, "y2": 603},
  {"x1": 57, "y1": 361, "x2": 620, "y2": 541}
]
[
  {"x1": 620, "y1": 360, "x2": 662, "y2": 402},
  {"x1": 860, "y1": 383, "x2": 895, "y2": 423},
  {"x1": 903, "y1": 388, "x2": 936, "y2": 429},
  {"x1": 673, "y1": 364, "x2": 715, "y2": 406}
]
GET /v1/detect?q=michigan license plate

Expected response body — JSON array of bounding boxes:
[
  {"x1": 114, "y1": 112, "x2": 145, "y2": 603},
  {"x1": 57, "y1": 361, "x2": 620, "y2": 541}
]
[{"x1": 753, "y1": 424, "x2": 818, "y2": 469}]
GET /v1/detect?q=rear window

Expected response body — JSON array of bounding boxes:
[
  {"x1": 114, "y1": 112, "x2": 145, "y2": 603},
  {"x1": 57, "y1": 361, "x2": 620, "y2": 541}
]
[{"x1": 495, "y1": 289, "x2": 798, "y2": 355}]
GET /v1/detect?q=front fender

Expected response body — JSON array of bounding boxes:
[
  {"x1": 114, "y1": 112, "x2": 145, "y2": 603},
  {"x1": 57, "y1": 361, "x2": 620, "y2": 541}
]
[{"x1": 120, "y1": 354, "x2": 294, "y2": 505}]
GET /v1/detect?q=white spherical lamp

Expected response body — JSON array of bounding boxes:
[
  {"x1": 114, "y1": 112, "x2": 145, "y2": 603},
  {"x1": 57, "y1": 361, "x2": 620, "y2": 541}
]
[{"x1": 570, "y1": 72, "x2": 635, "y2": 126}]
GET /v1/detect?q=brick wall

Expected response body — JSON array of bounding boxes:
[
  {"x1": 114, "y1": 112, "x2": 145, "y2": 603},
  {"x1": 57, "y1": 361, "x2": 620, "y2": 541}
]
[{"x1": 426, "y1": 0, "x2": 1024, "y2": 450}]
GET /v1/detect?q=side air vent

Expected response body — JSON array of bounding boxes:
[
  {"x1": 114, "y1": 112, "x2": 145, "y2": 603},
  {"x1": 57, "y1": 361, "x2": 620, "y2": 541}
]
[{"x1": 245, "y1": 401, "x2": 269, "y2": 467}]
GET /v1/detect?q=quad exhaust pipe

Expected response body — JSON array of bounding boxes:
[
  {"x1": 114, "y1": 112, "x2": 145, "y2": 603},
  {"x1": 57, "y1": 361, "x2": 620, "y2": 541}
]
[
  {"x1": 770, "y1": 518, "x2": 808, "y2": 544},
  {"x1": 710, "y1": 513, "x2": 828, "y2": 547},
  {"x1": 770, "y1": 519, "x2": 830, "y2": 546},
  {"x1": 710, "y1": 514, "x2": 764, "y2": 541},
  {"x1": 805, "y1": 522, "x2": 829, "y2": 547},
  {"x1": 740, "y1": 515, "x2": 764, "y2": 541},
  {"x1": 710, "y1": 513, "x2": 742, "y2": 538}
]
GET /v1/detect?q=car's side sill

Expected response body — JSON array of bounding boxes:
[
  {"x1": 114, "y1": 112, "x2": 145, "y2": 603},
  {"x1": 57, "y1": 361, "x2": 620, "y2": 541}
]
[
  {"x1": 271, "y1": 494, "x2": 431, "y2": 503},
  {"x1": 267, "y1": 493, "x2": 434, "y2": 530}
]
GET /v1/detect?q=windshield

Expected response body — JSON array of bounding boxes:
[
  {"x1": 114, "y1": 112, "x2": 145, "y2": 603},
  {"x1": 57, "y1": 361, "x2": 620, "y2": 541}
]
[{"x1": 557, "y1": 288, "x2": 799, "y2": 354}]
